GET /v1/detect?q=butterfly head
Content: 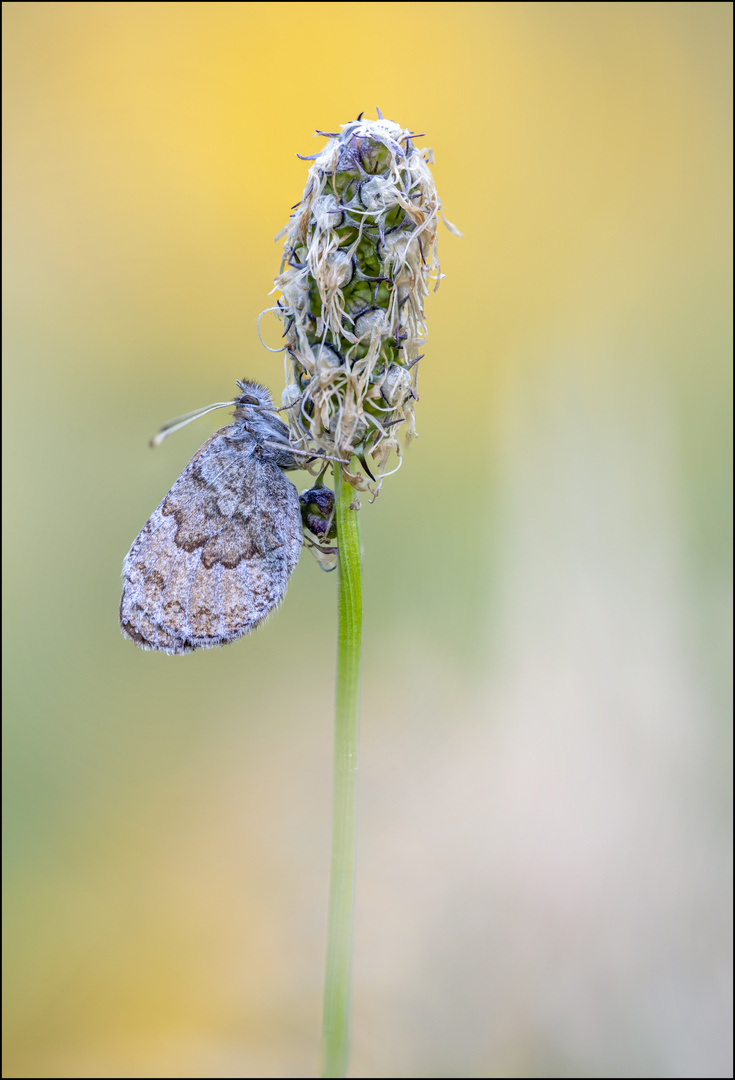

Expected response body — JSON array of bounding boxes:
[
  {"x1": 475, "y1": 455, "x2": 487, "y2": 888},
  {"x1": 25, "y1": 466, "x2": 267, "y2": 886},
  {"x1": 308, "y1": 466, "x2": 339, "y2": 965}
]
[{"x1": 234, "y1": 380, "x2": 275, "y2": 412}]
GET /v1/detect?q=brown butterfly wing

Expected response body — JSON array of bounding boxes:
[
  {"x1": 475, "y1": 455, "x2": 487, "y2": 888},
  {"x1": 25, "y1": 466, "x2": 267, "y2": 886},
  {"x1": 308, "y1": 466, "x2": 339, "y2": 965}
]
[{"x1": 120, "y1": 429, "x2": 302, "y2": 654}]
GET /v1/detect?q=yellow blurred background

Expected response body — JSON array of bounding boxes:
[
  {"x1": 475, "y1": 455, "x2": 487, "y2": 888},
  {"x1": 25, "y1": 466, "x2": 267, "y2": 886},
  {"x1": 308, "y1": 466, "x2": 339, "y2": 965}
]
[{"x1": 3, "y1": 2, "x2": 731, "y2": 1076}]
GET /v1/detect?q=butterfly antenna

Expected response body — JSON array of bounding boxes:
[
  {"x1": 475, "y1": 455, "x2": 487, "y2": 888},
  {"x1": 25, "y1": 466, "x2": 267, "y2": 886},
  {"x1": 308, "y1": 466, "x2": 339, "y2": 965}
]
[{"x1": 150, "y1": 401, "x2": 234, "y2": 448}]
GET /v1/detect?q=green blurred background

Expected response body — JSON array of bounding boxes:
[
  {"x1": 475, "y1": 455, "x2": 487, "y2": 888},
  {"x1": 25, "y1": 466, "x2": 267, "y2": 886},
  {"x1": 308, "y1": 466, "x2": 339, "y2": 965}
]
[{"x1": 3, "y1": 2, "x2": 731, "y2": 1076}]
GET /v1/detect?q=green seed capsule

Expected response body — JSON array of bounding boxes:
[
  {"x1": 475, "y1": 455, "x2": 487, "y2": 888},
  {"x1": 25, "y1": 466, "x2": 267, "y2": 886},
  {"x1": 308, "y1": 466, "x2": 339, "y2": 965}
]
[{"x1": 272, "y1": 115, "x2": 459, "y2": 491}]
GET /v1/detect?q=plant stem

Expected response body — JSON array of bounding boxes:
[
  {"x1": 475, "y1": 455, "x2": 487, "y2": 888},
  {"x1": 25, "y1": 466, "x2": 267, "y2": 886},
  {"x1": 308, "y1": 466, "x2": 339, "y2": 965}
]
[{"x1": 322, "y1": 469, "x2": 363, "y2": 1078}]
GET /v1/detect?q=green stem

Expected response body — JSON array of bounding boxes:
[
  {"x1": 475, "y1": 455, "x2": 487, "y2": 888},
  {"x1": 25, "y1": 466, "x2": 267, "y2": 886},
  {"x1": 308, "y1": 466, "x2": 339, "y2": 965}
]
[{"x1": 322, "y1": 469, "x2": 363, "y2": 1078}]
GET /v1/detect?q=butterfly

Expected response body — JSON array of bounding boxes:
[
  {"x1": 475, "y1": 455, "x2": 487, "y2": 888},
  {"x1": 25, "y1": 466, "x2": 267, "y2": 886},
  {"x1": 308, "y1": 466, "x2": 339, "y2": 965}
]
[{"x1": 120, "y1": 380, "x2": 313, "y2": 654}]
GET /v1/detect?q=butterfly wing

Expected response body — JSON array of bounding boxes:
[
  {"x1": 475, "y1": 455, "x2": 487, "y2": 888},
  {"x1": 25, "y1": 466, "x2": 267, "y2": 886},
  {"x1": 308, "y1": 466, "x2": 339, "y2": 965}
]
[{"x1": 120, "y1": 429, "x2": 302, "y2": 654}]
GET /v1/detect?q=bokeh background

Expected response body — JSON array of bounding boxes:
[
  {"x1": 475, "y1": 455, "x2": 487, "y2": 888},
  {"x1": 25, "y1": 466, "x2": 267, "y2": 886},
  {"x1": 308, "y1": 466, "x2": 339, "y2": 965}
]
[{"x1": 3, "y1": 3, "x2": 732, "y2": 1077}]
